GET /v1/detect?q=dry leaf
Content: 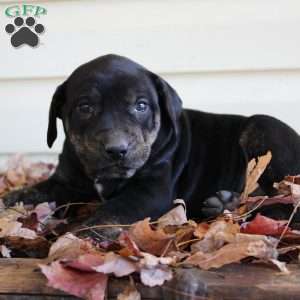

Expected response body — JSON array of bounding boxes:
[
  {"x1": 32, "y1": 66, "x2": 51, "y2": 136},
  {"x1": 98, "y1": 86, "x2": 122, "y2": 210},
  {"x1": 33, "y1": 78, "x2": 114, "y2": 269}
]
[
  {"x1": 93, "y1": 252, "x2": 137, "y2": 277},
  {"x1": 274, "y1": 176, "x2": 300, "y2": 202},
  {"x1": 118, "y1": 231, "x2": 141, "y2": 257},
  {"x1": 193, "y1": 223, "x2": 209, "y2": 239},
  {"x1": 140, "y1": 265, "x2": 173, "y2": 287},
  {"x1": 63, "y1": 253, "x2": 105, "y2": 272},
  {"x1": 241, "y1": 214, "x2": 293, "y2": 236},
  {"x1": 157, "y1": 199, "x2": 187, "y2": 228},
  {"x1": 140, "y1": 252, "x2": 174, "y2": 267},
  {"x1": 48, "y1": 233, "x2": 96, "y2": 261},
  {"x1": 242, "y1": 151, "x2": 272, "y2": 200},
  {"x1": 184, "y1": 238, "x2": 278, "y2": 270},
  {"x1": 0, "y1": 218, "x2": 37, "y2": 239},
  {"x1": 129, "y1": 218, "x2": 174, "y2": 256},
  {"x1": 40, "y1": 261, "x2": 108, "y2": 300},
  {"x1": 191, "y1": 220, "x2": 239, "y2": 253},
  {"x1": 0, "y1": 155, "x2": 54, "y2": 195}
]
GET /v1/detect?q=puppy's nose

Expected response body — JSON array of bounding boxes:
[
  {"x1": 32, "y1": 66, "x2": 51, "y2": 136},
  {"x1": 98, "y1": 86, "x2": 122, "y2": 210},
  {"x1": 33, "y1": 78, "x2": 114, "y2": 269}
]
[{"x1": 105, "y1": 144, "x2": 128, "y2": 160}]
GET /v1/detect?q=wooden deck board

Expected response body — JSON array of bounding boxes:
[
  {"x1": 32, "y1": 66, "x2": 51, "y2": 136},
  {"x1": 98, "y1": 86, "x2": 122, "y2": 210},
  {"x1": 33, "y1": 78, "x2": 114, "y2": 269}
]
[{"x1": 0, "y1": 259, "x2": 299, "y2": 299}]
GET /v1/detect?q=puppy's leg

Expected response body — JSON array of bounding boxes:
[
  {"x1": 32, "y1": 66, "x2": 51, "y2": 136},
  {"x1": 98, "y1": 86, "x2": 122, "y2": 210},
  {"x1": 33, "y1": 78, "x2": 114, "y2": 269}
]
[
  {"x1": 201, "y1": 115, "x2": 300, "y2": 220},
  {"x1": 240, "y1": 115, "x2": 300, "y2": 194},
  {"x1": 2, "y1": 175, "x2": 97, "y2": 209}
]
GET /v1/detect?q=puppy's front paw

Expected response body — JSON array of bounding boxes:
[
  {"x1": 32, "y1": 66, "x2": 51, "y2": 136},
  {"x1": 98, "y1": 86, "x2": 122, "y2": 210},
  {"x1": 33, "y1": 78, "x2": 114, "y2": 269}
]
[
  {"x1": 75, "y1": 216, "x2": 123, "y2": 241},
  {"x1": 201, "y1": 190, "x2": 240, "y2": 219},
  {"x1": 1, "y1": 187, "x2": 48, "y2": 207}
]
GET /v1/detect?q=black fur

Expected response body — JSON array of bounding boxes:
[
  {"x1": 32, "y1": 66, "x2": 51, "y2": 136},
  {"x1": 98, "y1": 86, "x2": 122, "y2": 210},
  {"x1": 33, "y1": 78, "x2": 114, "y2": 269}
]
[{"x1": 3, "y1": 54, "x2": 300, "y2": 234}]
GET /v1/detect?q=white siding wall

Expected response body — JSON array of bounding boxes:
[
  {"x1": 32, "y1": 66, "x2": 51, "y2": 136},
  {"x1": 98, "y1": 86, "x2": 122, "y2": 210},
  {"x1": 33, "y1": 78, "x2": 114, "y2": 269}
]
[{"x1": 1, "y1": 0, "x2": 300, "y2": 153}]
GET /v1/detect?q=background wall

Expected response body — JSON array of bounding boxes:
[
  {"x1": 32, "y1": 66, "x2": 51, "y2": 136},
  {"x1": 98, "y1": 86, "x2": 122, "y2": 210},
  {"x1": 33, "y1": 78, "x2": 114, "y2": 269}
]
[{"x1": 1, "y1": 0, "x2": 300, "y2": 154}]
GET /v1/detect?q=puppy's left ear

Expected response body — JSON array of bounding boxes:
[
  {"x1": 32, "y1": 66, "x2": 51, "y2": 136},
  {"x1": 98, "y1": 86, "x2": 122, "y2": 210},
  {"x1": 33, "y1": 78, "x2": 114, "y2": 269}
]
[
  {"x1": 47, "y1": 82, "x2": 66, "y2": 148},
  {"x1": 152, "y1": 74, "x2": 183, "y2": 135}
]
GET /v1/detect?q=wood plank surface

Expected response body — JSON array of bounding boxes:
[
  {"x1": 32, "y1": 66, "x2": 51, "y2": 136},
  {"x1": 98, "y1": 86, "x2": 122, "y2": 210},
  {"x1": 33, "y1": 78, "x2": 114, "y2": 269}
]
[{"x1": 0, "y1": 259, "x2": 299, "y2": 299}]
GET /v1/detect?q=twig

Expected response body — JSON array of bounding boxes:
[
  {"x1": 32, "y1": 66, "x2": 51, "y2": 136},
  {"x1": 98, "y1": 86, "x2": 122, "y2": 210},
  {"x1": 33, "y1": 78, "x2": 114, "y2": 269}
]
[
  {"x1": 160, "y1": 239, "x2": 174, "y2": 257},
  {"x1": 72, "y1": 223, "x2": 134, "y2": 234},
  {"x1": 233, "y1": 197, "x2": 267, "y2": 221},
  {"x1": 277, "y1": 195, "x2": 300, "y2": 247},
  {"x1": 43, "y1": 202, "x2": 100, "y2": 223},
  {"x1": 176, "y1": 238, "x2": 201, "y2": 248}
]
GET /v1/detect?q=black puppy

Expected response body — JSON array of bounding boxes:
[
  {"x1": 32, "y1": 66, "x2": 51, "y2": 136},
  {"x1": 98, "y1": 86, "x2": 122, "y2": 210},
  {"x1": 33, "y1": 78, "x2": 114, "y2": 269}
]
[{"x1": 3, "y1": 54, "x2": 300, "y2": 232}]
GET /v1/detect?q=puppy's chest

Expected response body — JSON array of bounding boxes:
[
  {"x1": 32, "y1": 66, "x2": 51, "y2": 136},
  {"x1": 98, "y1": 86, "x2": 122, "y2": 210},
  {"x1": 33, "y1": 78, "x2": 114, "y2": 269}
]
[{"x1": 94, "y1": 179, "x2": 125, "y2": 202}]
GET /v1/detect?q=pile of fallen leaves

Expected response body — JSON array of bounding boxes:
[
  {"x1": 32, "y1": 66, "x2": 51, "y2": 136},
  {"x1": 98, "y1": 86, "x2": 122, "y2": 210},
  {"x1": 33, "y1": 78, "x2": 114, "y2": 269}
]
[
  {"x1": 0, "y1": 154, "x2": 54, "y2": 196},
  {"x1": 1, "y1": 153, "x2": 300, "y2": 299}
]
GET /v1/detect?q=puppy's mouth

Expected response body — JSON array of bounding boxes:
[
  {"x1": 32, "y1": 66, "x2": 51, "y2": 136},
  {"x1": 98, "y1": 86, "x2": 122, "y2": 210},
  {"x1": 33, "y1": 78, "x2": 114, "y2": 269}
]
[{"x1": 96, "y1": 163, "x2": 137, "y2": 179}]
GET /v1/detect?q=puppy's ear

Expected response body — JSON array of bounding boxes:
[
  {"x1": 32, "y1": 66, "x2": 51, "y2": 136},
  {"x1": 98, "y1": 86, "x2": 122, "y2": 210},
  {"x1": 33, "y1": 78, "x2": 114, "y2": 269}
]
[
  {"x1": 47, "y1": 82, "x2": 66, "y2": 148},
  {"x1": 153, "y1": 74, "x2": 183, "y2": 135}
]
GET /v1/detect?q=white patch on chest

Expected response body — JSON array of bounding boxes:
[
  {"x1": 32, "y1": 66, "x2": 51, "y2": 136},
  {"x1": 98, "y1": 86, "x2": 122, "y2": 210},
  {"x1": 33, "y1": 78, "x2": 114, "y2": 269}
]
[{"x1": 94, "y1": 182, "x2": 103, "y2": 197}]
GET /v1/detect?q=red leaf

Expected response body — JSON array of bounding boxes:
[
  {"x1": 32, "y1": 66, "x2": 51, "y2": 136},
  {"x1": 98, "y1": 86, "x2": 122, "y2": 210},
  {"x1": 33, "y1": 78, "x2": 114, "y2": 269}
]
[
  {"x1": 63, "y1": 252, "x2": 105, "y2": 271},
  {"x1": 40, "y1": 261, "x2": 108, "y2": 300},
  {"x1": 241, "y1": 214, "x2": 291, "y2": 236}
]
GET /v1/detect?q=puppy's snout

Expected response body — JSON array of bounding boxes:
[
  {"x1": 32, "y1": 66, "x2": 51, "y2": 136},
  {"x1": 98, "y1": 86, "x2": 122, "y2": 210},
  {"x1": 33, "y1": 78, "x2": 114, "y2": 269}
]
[{"x1": 105, "y1": 143, "x2": 128, "y2": 160}]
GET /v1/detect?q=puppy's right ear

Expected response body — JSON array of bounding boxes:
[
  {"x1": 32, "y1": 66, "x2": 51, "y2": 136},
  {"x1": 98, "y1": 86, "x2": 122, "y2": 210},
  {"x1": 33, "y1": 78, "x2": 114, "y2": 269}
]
[{"x1": 47, "y1": 82, "x2": 66, "y2": 148}]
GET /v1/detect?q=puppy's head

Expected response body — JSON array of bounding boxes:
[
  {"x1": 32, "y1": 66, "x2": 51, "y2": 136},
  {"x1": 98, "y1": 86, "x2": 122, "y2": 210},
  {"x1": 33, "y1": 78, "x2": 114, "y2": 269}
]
[{"x1": 47, "y1": 54, "x2": 182, "y2": 179}]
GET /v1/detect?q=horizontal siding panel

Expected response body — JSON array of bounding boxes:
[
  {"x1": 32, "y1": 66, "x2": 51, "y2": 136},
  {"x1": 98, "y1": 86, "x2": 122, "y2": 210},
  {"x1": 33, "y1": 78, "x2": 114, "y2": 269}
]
[
  {"x1": 0, "y1": 70, "x2": 299, "y2": 152},
  {"x1": 1, "y1": 0, "x2": 300, "y2": 79}
]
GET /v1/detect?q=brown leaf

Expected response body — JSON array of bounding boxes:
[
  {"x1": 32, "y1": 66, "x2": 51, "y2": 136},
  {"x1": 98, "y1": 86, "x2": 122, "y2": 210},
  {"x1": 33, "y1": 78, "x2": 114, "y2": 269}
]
[
  {"x1": 191, "y1": 220, "x2": 239, "y2": 253},
  {"x1": 129, "y1": 218, "x2": 174, "y2": 256},
  {"x1": 0, "y1": 218, "x2": 37, "y2": 239},
  {"x1": 157, "y1": 199, "x2": 187, "y2": 228},
  {"x1": 241, "y1": 151, "x2": 272, "y2": 200},
  {"x1": 40, "y1": 261, "x2": 108, "y2": 300},
  {"x1": 193, "y1": 223, "x2": 209, "y2": 239},
  {"x1": 48, "y1": 233, "x2": 96, "y2": 261},
  {"x1": 118, "y1": 231, "x2": 141, "y2": 257},
  {"x1": 274, "y1": 176, "x2": 300, "y2": 202},
  {"x1": 0, "y1": 155, "x2": 54, "y2": 194},
  {"x1": 184, "y1": 238, "x2": 278, "y2": 270}
]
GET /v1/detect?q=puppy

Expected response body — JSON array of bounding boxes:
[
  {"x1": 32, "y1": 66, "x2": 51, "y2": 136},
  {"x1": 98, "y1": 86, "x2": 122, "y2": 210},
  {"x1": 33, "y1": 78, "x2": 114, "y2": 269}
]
[{"x1": 3, "y1": 54, "x2": 300, "y2": 233}]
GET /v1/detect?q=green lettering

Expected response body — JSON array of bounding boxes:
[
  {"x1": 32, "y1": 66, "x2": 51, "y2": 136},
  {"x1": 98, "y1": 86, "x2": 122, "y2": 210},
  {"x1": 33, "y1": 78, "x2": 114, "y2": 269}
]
[
  {"x1": 23, "y1": 5, "x2": 35, "y2": 16},
  {"x1": 5, "y1": 5, "x2": 19, "y2": 17},
  {"x1": 35, "y1": 6, "x2": 47, "y2": 17}
]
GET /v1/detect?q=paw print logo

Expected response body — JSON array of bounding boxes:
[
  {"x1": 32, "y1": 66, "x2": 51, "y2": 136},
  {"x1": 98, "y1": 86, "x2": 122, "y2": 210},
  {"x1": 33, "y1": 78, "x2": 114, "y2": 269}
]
[{"x1": 5, "y1": 17, "x2": 45, "y2": 48}]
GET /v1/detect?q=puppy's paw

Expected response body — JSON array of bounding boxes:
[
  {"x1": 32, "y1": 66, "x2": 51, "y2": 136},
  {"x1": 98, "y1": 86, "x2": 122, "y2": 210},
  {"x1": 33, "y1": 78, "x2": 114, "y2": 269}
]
[
  {"x1": 1, "y1": 187, "x2": 48, "y2": 207},
  {"x1": 76, "y1": 217, "x2": 123, "y2": 241},
  {"x1": 201, "y1": 190, "x2": 240, "y2": 219}
]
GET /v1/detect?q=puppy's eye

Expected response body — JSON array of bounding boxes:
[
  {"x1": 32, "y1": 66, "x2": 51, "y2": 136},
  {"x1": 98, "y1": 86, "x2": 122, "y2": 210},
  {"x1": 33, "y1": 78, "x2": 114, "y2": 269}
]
[
  {"x1": 135, "y1": 100, "x2": 148, "y2": 112},
  {"x1": 77, "y1": 104, "x2": 94, "y2": 115}
]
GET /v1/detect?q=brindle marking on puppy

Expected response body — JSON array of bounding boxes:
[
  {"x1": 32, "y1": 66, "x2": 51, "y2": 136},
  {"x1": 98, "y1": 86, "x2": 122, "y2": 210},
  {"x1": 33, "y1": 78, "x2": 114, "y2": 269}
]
[{"x1": 3, "y1": 54, "x2": 300, "y2": 239}]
